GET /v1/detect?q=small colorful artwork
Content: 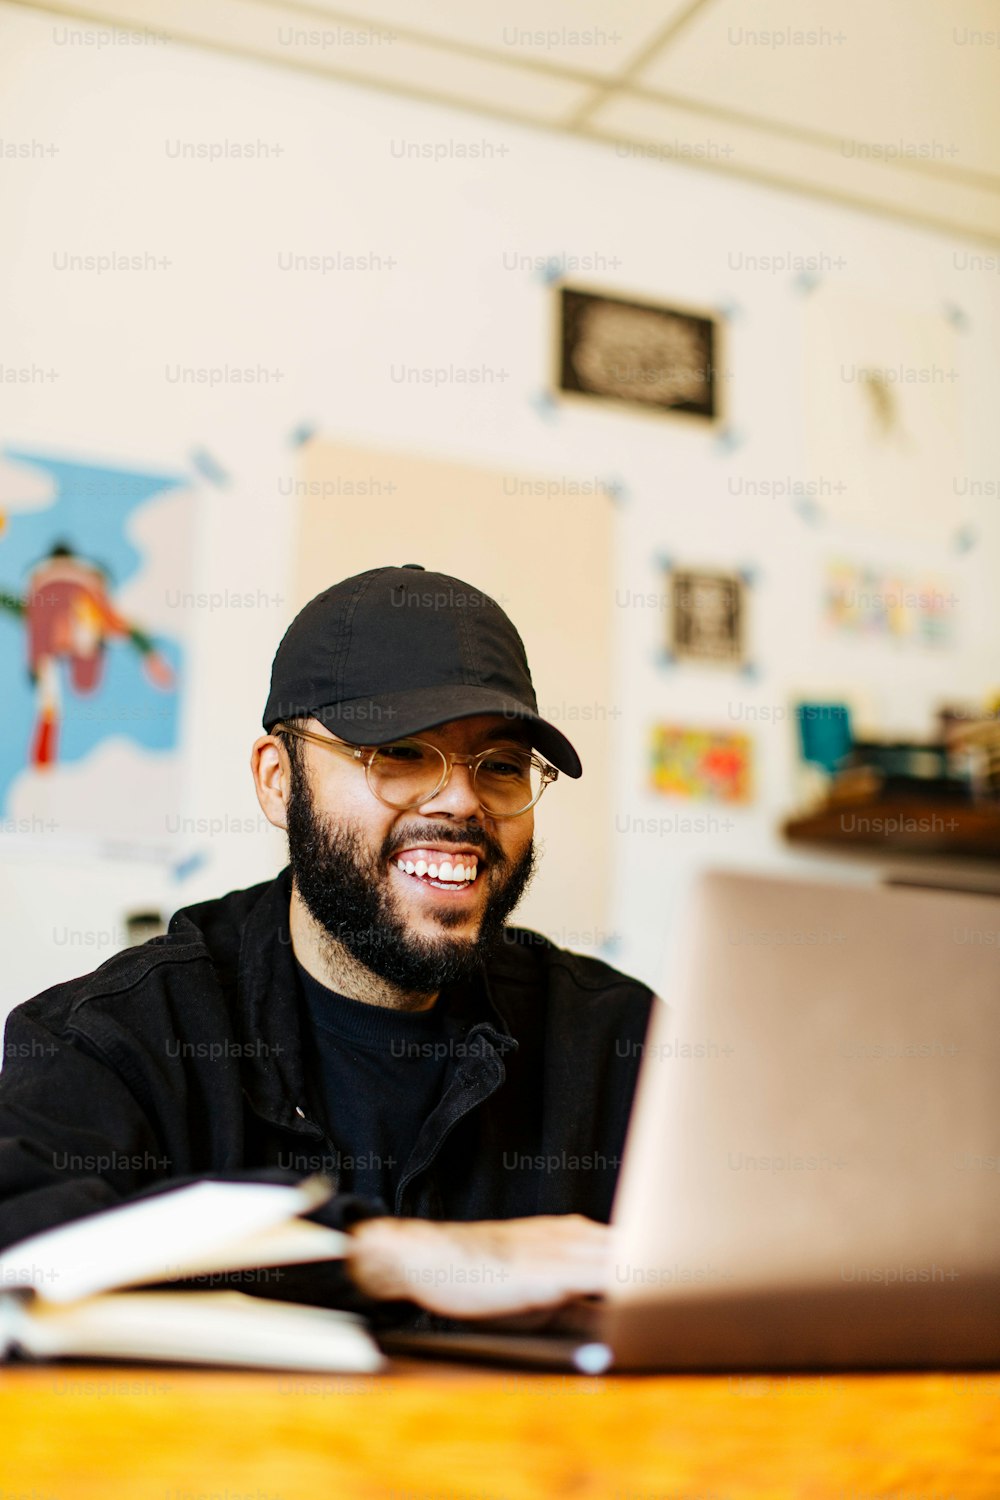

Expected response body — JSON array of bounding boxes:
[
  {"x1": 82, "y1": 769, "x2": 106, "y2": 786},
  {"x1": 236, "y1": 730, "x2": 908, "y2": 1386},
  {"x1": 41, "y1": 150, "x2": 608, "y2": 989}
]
[
  {"x1": 823, "y1": 560, "x2": 957, "y2": 648},
  {"x1": 650, "y1": 725, "x2": 753, "y2": 804},
  {"x1": 670, "y1": 568, "x2": 744, "y2": 665},
  {"x1": 558, "y1": 287, "x2": 718, "y2": 420}
]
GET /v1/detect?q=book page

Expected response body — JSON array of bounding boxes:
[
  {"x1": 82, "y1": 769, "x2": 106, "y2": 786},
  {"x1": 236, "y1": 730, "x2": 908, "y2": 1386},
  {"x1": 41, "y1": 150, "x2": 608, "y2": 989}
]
[
  {"x1": 165, "y1": 1219, "x2": 348, "y2": 1281},
  {"x1": 0, "y1": 1176, "x2": 335, "y2": 1304},
  {"x1": 19, "y1": 1291, "x2": 384, "y2": 1372}
]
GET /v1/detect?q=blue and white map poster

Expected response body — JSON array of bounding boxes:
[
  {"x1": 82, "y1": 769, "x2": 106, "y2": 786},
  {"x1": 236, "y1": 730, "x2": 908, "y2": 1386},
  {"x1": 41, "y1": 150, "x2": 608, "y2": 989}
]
[{"x1": 0, "y1": 447, "x2": 194, "y2": 859}]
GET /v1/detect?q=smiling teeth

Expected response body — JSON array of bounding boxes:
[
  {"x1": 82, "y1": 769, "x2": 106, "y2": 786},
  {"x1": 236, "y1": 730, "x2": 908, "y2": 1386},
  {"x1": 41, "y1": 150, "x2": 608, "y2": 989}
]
[{"x1": 396, "y1": 852, "x2": 478, "y2": 884}]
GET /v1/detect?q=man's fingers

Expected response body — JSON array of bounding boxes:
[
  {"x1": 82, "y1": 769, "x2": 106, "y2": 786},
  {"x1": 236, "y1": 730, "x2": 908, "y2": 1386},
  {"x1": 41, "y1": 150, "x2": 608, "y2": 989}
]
[
  {"x1": 505, "y1": 1216, "x2": 613, "y2": 1259},
  {"x1": 348, "y1": 1214, "x2": 616, "y2": 1316}
]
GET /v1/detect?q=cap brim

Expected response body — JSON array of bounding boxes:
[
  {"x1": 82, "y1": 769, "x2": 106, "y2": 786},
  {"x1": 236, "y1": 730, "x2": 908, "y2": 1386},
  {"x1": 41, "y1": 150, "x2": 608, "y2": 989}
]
[{"x1": 309, "y1": 685, "x2": 583, "y2": 778}]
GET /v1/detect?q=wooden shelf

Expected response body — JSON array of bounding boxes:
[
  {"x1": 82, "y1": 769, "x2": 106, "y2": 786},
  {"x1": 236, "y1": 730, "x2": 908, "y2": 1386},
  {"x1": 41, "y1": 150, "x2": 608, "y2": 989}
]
[{"x1": 782, "y1": 796, "x2": 1000, "y2": 861}]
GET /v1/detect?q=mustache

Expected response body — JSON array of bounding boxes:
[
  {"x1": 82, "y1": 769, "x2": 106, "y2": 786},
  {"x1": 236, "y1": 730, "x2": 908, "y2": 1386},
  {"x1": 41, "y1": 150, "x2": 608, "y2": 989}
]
[{"x1": 382, "y1": 823, "x2": 505, "y2": 865}]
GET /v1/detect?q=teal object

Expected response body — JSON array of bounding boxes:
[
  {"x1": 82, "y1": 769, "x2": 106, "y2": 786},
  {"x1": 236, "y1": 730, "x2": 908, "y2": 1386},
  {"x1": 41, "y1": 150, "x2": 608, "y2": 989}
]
[{"x1": 797, "y1": 703, "x2": 852, "y2": 775}]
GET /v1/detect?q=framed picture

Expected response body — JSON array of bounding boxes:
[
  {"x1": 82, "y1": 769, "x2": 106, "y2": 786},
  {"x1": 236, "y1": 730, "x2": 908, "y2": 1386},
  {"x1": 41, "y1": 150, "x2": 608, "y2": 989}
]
[
  {"x1": 557, "y1": 286, "x2": 719, "y2": 421},
  {"x1": 670, "y1": 568, "x2": 745, "y2": 665},
  {"x1": 823, "y1": 559, "x2": 957, "y2": 648},
  {"x1": 649, "y1": 724, "x2": 753, "y2": 805}
]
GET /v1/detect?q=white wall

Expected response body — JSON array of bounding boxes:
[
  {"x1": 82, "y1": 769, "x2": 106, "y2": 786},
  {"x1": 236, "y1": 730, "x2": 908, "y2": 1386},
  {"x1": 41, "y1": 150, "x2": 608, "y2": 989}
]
[{"x1": 1, "y1": 1, "x2": 998, "y2": 1020}]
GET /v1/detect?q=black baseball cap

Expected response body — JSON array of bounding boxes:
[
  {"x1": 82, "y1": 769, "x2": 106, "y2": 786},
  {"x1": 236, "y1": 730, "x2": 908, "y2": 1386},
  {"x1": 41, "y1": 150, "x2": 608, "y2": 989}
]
[{"x1": 262, "y1": 564, "x2": 582, "y2": 777}]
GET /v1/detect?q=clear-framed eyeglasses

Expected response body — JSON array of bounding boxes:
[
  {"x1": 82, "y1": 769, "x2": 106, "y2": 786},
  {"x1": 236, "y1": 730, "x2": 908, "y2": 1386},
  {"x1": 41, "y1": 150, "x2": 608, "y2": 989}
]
[{"x1": 273, "y1": 723, "x2": 558, "y2": 818}]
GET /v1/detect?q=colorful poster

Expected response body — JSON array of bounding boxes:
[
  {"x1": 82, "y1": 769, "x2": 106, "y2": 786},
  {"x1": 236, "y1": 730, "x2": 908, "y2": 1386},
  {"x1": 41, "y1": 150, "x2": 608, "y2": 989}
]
[
  {"x1": 649, "y1": 725, "x2": 753, "y2": 804},
  {"x1": 823, "y1": 559, "x2": 957, "y2": 648},
  {"x1": 0, "y1": 448, "x2": 193, "y2": 852}
]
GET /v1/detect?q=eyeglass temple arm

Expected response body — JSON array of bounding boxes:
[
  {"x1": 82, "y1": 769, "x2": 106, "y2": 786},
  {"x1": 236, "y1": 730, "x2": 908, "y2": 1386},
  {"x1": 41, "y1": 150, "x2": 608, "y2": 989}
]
[{"x1": 272, "y1": 723, "x2": 366, "y2": 762}]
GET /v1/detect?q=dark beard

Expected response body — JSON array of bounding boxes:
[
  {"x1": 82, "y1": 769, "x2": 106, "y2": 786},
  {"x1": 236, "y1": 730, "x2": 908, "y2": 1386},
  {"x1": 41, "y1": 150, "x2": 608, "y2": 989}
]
[{"x1": 285, "y1": 758, "x2": 537, "y2": 995}]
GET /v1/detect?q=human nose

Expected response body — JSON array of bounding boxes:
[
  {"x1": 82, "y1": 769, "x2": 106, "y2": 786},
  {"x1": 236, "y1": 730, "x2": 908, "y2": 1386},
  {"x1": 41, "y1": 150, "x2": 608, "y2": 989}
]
[{"x1": 416, "y1": 753, "x2": 483, "y2": 819}]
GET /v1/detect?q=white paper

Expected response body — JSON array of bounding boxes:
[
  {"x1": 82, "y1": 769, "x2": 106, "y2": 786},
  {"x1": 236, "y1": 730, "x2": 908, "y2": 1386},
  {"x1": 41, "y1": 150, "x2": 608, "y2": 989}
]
[{"x1": 0, "y1": 1176, "x2": 334, "y2": 1303}]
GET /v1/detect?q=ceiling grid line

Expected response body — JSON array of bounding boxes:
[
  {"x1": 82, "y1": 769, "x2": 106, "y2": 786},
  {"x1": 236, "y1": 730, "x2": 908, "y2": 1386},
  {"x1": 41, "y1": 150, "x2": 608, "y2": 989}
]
[{"x1": 567, "y1": 0, "x2": 720, "y2": 130}]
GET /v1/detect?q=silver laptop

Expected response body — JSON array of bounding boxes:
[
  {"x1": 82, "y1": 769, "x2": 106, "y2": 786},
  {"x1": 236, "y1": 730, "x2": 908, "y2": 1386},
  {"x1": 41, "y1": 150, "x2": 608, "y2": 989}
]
[{"x1": 381, "y1": 871, "x2": 1000, "y2": 1370}]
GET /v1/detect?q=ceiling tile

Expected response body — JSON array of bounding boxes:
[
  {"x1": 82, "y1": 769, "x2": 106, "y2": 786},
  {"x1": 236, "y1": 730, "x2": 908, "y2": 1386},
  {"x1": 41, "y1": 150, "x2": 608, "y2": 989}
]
[{"x1": 634, "y1": 0, "x2": 1000, "y2": 181}]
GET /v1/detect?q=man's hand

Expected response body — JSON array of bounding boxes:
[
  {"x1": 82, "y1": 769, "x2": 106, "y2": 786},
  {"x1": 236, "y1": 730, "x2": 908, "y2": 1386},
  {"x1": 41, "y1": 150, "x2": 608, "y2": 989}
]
[{"x1": 344, "y1": 1214, "x2": 611, "y2": 1318}]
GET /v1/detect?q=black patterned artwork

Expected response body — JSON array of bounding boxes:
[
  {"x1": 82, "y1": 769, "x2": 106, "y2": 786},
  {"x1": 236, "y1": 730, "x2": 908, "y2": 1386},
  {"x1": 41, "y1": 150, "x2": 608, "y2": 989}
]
[
  {"x1": 671, "y1": 569, "x2": 744, "y2": 665},
  {"x1": 558, "y1": 287, "x2": 718, "y2": 420}
]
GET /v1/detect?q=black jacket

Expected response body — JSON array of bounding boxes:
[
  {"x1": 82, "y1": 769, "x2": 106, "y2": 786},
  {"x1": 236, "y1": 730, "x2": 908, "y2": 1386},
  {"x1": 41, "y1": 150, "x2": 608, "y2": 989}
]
[{"x1": 0, "y1": 867, "x2": 653, "y2": 1315}]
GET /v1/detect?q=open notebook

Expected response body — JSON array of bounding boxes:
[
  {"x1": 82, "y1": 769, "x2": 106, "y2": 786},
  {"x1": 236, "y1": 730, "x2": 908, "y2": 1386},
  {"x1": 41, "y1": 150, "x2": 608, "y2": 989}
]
[{"x1": 0, "y1": 1176, "x2": 383, "y2": 1372}]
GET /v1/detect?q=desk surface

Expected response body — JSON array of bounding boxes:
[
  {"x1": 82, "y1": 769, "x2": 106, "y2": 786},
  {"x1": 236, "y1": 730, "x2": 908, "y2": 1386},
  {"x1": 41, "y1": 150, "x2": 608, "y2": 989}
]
[{"x1": 3, "y1": 1359, "x2": 1000, "y2": 1500}]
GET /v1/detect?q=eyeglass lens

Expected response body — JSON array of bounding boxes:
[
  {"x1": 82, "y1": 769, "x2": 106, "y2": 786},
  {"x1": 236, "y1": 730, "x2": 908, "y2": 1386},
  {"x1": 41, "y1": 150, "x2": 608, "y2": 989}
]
[{"x1": 368, "y1": 742, "x2": 542, "y2": 814}]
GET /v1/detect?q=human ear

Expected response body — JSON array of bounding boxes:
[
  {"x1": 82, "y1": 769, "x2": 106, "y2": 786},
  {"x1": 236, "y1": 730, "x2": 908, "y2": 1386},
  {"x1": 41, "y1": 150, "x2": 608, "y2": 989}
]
[{"x1": 250, "y1": 734, "x2": 292, "y2": 831}]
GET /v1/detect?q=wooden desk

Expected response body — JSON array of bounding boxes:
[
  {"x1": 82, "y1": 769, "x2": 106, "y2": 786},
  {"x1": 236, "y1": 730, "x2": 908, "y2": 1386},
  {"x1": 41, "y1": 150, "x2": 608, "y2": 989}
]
[{"x1": 2, "y1": 1359, "x2": 999, "y2": 1499}]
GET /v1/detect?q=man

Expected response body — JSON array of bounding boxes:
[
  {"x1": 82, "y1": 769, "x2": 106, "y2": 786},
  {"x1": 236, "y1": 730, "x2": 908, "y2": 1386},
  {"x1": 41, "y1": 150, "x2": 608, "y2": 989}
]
[{"x1": 0, "y1": 564, "x2": 653, "y2": 1324}]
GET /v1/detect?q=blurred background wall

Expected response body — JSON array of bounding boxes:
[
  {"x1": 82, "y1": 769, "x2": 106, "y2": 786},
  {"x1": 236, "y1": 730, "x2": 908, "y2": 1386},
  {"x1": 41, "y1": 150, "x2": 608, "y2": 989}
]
[{"x1": 1, "y1": 0, "x2": 998, "y2": 1023}]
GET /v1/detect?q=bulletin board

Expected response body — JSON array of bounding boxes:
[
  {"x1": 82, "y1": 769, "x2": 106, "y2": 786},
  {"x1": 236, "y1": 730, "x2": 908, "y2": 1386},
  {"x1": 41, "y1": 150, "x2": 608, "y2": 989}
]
[{"x1": 291, "y1": 439, "x2": 615, "y2": 952}]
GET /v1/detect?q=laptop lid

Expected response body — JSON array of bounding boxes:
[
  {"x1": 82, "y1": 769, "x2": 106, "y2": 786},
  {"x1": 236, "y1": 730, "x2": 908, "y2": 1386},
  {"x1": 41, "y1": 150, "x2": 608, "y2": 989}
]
[{"x1": 604, "y1": 870, "x2": 1000, "y2": 1369}]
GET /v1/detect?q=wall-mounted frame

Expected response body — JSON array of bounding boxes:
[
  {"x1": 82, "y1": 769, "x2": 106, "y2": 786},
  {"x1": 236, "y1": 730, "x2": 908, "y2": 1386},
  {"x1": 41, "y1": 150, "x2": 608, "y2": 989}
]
[
  {"x1": 649, "y1": 723, "x2": 753, "y2": 805},
  {"x1": 670, "y1": 567, "x2": 745, "y2": 666},
  {"x1": 656, "y1": 556, "x2": 756, "y2": 674},
  {"x1": 555, "y1": 284, "x2": 723, "y2": 424}
]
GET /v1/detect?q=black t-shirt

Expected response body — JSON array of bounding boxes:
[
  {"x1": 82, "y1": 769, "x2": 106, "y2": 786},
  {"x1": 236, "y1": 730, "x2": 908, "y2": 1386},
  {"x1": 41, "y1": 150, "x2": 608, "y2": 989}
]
[{"x1": 295, "y1": 961, "x2": 464, "y2": 1209}]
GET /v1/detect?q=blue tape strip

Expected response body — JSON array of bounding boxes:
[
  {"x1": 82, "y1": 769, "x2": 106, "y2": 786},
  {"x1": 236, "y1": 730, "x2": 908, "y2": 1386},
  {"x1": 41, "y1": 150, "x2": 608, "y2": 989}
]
[{"x1": 189, "y1": 448, "x2": 230, "y2": 488}]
